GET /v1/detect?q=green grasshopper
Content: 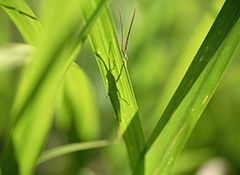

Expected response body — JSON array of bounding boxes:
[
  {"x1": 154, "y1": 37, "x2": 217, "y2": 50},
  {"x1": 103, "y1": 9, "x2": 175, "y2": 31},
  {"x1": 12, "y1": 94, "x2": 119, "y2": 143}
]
[
  {"x1": 95, "y1": 47, "x2": 126, "y2": 123},
  {"x1": 95, "y1": 6, "x2": 136, "y2": 122}
]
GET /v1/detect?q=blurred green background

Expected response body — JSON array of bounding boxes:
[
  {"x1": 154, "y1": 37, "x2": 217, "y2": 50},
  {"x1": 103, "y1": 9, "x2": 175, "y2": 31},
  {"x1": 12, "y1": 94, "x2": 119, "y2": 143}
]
[{"x1": 1, "y1": 0, "x2": 240, "y2": 174}]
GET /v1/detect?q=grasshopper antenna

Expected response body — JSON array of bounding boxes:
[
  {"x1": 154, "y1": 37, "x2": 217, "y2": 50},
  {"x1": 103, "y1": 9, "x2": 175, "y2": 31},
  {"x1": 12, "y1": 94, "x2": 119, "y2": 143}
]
[
  {"x1": 118, "y1": 6, "x2": 124, "y2": 54},
  {"x1": 118, "y1": 6, "x2": 136, "y2": 62},
  {"x1": 124, "y1": 8, "x2": 136, "y2": 53}
]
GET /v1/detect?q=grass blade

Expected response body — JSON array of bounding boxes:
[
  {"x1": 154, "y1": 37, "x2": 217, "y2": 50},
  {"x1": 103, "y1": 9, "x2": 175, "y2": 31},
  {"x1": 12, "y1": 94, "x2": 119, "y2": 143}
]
[
  {"x1": 37, "y1": 139, "x2": 118, "y2": 164},
  {"x1": 133, "y1": 0, "x2": 240, "y2": 174},
  {"x1": 157, "y1": 17, "x2": 240, "y2": 173},
  {"x1": 82, "y1": 1, "x2": 145, "y2": 168}
]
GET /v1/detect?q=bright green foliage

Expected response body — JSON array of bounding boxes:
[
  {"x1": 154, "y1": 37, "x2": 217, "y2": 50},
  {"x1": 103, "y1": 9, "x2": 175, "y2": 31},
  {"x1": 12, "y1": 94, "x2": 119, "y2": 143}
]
[
  {"x1": 4, "y1": 0, "x2": 80, "y2": 173},
  {"x1": 0, "y1": 0, "x2": 240, "y2": 174},
  {"x1": 0, "y1": 0, "x2": 108, "y2": 174}
]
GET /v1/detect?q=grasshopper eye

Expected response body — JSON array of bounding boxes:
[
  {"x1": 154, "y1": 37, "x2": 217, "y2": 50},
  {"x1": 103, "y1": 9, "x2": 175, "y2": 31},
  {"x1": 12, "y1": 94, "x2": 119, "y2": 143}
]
[{"x1": 124, "y1": 53, "x2": 128, "y2": 61}]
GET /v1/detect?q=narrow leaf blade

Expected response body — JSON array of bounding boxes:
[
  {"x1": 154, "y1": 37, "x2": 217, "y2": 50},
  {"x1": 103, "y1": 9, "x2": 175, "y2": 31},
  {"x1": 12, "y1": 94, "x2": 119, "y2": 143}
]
[{"x1": 133, "y1": 0, "x2": 240, "y2": 174}]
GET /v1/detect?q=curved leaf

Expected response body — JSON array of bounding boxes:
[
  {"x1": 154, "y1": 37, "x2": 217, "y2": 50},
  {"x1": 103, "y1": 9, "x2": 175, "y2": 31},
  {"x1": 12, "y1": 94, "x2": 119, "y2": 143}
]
[{"x1": 37, "y1": 139, "x2": 118, "y2": 164}]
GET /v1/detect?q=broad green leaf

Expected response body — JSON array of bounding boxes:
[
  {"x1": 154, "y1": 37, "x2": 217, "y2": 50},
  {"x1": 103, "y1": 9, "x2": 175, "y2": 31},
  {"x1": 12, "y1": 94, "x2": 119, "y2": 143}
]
[
  {"x1": 82, "y1": 0, "x2": 145, "y2": 168},
  {"x1": 56, "y1": 63, "x2": 100, "y2": 141},
  {"x1": 0, "y1": 0, "x2": 109, "y2": 174},
  {"x1": 0, "y1": 2, "x2": 42, "y2": 160},
  {"x1": 10, "y1": 1, "x2": 80, "y2": 174},
  {"x1": 0, "y1": 0, "x2": 41, "y2": 45},
  {"x1": 133, "y1": 0, "x2": 240, "y2": 174}
]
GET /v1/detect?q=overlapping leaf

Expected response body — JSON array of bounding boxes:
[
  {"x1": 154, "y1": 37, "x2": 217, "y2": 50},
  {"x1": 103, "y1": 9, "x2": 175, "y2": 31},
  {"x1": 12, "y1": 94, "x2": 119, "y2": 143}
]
[{"x1": 0, "y1": 0, "x2": 109, "y2": 174}]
